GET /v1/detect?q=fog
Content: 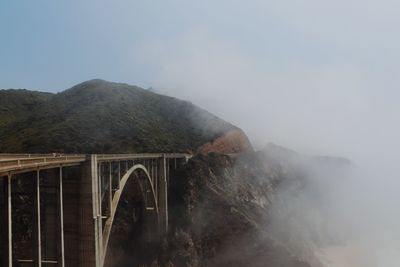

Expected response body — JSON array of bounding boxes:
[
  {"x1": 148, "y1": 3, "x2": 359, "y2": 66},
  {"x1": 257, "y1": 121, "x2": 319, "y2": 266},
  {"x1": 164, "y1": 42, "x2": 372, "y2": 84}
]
[
  {"x1": 132, "y1": 2, "x2": 400, "y2": 265},
  {"x1": 3, "y1": 0, "x2": 400, "y2": 265},
  {"x1": 149, "y1": 44, "x2": 400, "y2": 264}
]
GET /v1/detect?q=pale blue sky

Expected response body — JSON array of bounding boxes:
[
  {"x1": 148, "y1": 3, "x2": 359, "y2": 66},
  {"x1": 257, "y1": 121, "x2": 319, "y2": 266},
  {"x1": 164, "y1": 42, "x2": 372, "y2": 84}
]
[
  {"x1": 1, "y1": 0, "x2": 400, "y2": 161},
  {"x1": 3, "y1": 1, "x2": 396, "y2": 91}
]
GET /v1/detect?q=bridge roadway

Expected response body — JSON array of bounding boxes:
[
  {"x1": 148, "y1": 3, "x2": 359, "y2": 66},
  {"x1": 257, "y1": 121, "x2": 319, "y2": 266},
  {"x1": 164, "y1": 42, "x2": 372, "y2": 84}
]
[{"x1": 0, "y1": 153, "x2": 191, "y2": 267}]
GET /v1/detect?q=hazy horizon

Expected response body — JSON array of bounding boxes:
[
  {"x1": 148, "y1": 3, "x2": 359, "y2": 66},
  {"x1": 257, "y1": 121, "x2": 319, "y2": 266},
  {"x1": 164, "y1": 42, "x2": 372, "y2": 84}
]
[
  {"x1": 2, "y1": 2, "x2": 400, "y2": 265},
  {"x1": 2, "y1": 1, "x2": 400, "y2": 159}
]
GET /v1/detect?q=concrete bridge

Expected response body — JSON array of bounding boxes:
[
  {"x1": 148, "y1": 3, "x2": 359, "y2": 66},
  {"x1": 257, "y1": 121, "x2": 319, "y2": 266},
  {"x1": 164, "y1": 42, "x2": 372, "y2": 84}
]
[{"x1": 0, "y1": 153, "x2": 190, "y2": 267}]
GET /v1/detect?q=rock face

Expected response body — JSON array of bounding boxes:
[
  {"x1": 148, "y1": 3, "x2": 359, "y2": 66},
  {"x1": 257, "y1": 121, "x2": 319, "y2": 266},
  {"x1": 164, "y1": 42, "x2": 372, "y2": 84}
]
[
  {"x1": 197, "y1": 129, "x2": 253, "y2": 154},
  {"x1": 153, "y1": 152, "x2": 320, "y2": 267},
  {"x1": 141, "y1": 146, "x2": 351, "y2": 267}
]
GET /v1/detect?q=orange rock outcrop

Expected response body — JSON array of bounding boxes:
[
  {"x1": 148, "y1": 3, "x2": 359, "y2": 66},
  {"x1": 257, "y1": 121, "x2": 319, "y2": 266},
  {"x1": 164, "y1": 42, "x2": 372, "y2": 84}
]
[{"x1": 198, "y1": 129, "x2": 253, "y2": 154}]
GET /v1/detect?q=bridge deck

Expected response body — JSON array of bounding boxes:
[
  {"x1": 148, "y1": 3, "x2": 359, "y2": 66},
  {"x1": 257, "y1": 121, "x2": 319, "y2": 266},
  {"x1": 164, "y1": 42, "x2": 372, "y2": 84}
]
[
  {"x1": 0, "y1": 152, "x2": 191, "y2": 267},
  {"x1": 0, "y1": 153, "x2": 191, "y2": 176}
]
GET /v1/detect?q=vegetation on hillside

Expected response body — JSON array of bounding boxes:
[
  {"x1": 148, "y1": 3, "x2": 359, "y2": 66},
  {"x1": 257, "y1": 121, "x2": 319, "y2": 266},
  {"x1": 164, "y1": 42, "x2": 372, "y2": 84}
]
[{"x1": 0, "y1": 79, "x2": 236, "y2": 153}]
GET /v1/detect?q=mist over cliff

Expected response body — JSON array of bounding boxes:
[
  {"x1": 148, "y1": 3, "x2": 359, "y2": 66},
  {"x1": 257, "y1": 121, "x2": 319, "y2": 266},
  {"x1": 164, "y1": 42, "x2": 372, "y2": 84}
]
[
  {"x1": 4, "y1": 77, "x2": 399, "y2": 267},
  {"x1": 145, "y1": 29, "x2": 400, "y2": 266},
  {"x1": 0, "y1": 79, "x2": 366, "y2": 267},
  {"x1": 2, "y1": 1, "x2": 400, "y2": 266}
]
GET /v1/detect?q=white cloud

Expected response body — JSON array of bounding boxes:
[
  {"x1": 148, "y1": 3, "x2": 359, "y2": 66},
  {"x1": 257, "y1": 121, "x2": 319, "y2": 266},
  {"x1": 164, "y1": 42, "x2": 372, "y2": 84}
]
[{"x1": 131, "y1": 17, "x2": 400, "y2": 264}]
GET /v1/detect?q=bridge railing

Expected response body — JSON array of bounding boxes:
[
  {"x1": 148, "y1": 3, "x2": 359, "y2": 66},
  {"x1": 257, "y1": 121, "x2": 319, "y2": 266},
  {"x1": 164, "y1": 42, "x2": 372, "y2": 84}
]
[
  {"x1": 0, "y1": 153, "x2": 192, "y2": 176},
  {"x1": 96, "y1": 153, "x2": 191, "y2": 161},
  {"x1": 0, "y1": 153, "x2": 84, "y2": 159},
  {"x1": 0, "y1": 155, "x2": 87, "y2": 176}
]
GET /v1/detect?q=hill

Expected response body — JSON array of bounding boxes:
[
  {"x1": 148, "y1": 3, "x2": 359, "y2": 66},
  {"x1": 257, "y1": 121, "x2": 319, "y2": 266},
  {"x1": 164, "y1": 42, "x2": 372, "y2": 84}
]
[{"x1": 0, "y1": 79, "x2": 251, "y2": 153}]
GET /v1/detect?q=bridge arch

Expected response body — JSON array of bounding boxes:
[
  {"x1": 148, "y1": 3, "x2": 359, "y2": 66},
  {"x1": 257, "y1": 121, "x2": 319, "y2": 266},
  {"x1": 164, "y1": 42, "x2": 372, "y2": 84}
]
[
  {"x1": 101, "y1": 163, "x2": 159, "y2": 266},
  {"x1": 0, "y1": 153, "x2": 190, "y2": 267}
]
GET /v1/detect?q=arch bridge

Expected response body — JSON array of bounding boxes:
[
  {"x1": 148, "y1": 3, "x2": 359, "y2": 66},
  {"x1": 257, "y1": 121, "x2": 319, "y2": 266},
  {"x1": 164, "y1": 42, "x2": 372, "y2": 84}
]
[{"x1": 0, "y1": 153, "x2": 190, "y2": 267}]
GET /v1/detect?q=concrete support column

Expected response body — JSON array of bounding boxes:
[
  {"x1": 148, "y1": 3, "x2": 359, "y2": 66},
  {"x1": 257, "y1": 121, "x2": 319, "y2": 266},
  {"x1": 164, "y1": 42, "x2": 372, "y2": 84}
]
[
  {"x1": 108, "y1": 162, "x2": 112, "y2": 217},
  {"x1": 58, "y1": 168, "x2": 65, "y2": 267},
  {"x1": 158, "y1": 156, "x2": 168, "y2": 233},
  {"x1": 79, "y1": 155, "x2": 100, "y2": 267},
  {"x1": 117, "y1": 161, "x2": 121, "y2": 189},
  {"x1": 155, "y1": 162, "x2": 158, "y2": 201},
  {"x1": 33, "y1": 170, "x2": 42, "y2": 267}
]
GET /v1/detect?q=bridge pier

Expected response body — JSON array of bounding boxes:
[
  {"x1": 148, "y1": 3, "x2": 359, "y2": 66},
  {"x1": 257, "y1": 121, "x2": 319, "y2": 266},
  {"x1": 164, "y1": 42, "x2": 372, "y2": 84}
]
[
  {"x1": 158, "y1": 155, "x2": 168, "y2": 233},
  {"x1": 58, "y1": 168, "x2": 65, "y2": 267},
  {"x1": 33, "y1": 170, "x2": 42, "y2": 267},
  {"x1": 79, "y1": 155, "x2": 100, "y2": 267}
]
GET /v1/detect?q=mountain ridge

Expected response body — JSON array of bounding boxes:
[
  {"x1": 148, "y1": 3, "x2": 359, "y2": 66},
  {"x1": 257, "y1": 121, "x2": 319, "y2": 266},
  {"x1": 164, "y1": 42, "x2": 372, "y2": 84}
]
[{"x1": 0, "y1": 79, "x2": 252, "y2": 154}]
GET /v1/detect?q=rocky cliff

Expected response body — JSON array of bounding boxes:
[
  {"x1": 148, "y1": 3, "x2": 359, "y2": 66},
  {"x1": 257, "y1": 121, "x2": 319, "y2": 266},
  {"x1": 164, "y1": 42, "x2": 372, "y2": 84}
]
[
  {"x1": 140, "y1": 144, "x2": 350, "y2": 267},
  {"x1": 197, "y1": 129, "x2": 253, "y2": 154},
  {"x1": 160, "y1": 152, "x2": 313, "y2": 267},
  {"x1": 107, "y1": 142, "x2": 349, "y2": 267}
]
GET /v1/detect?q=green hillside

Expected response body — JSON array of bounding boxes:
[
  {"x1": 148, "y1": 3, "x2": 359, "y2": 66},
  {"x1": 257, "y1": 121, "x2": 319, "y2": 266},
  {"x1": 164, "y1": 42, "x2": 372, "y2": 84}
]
[{"x1": 0, "y1": 79, "x2": 236, "y2": 153}]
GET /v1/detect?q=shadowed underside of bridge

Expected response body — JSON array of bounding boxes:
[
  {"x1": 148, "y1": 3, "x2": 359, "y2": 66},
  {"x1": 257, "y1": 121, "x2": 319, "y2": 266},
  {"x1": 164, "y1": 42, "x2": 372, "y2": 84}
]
[{"x1": 0, "y1": 153, "x2": 190, "y2": 267}]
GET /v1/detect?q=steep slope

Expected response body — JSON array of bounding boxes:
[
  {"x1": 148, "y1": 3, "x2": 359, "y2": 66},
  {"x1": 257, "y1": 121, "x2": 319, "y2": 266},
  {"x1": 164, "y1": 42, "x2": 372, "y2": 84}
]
[
  {"x1": 0, "y1": 89, "x2": 52, "y2": 132},
  {"x1": 0, "y1": 79, "x2": 251, "y2": 153},
  {"x1": 153, "y1": 146, "x2": 352, "y2": 267},
  {"x1": 155, "y1": 153, "x2": 314, "y2": 267}
]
